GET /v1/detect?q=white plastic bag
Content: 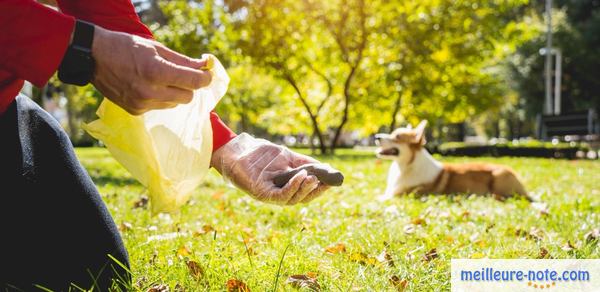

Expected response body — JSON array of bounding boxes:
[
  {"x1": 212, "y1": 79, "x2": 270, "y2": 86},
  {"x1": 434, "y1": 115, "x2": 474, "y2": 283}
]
[{"x1": 84, "y1": 54, "x2": 229, "y2": 213}]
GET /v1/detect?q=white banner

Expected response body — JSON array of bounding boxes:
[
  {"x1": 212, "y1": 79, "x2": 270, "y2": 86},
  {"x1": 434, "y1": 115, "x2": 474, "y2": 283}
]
[{"x1": 451, "y1": 259, "x2": 600, "y2": 292}]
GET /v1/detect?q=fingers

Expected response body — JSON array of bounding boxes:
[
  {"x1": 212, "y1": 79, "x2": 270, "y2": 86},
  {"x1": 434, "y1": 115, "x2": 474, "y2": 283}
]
[
  {"x1": 153, "y1": 56, "x2": 212, "y2": 90},
  {"x1": 300, "y1": 184, "x2": 330, "y2": 204},
  {"x1": 272, "y1": 169, "x2": 307, "y2": 204},
  {"x1": 155, "y1": 45, "x2": 209, "y2": 69},
  {"x1": 152, "y1": 85, "x2": 194, "y2": 104},
  {"x1": 286, "y1": 175, "x2": 319, "y2": 205}
]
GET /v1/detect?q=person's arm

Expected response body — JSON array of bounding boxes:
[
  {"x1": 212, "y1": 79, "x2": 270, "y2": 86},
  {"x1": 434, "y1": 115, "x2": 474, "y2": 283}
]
[
  {"x1": 56, "y1": 0, "x2": 236, "y2": 150},
  {"x1": 0, "y1": 0, "x2": 75, "y2": 87}
]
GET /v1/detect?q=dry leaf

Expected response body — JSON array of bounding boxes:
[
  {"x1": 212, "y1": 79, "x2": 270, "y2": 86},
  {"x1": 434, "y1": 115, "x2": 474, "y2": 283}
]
[
  {"x1": 349, "y1": 252, "x2": 378, "y2": 266},
  {"x1": 403, "y1": 224, "x2": 416, "y2": 234},
  {"x1": 147, "y1": 284, "x2": 169, "y2": 292},
  {"x1": 174, "y1": 283, "x2": 185, "y2": 292},
  {"x1": 193, "y1": 225, "x2": 215, "y2": 237},
  {"x1": 119, "y1": 222, "x2": 133, "y2": 232},
  {"x1": 461, "y1": 211, "x2": 470, "y2": 219},
  {"x1": 306, "y1": 272, "x2": 318, "y2": 279},
  {"x1": 286, "y1": 275, "x2": 321, "y2": 291},
  {"x1": 226, "y1": 279, "x2": 251, "y2": 292},
  {"x1": 325, "y1": 243, "x2": 346, "y2": 254},
  {"x1": 423, "y1": 248, "x2": 438, "y2": 262},
  {"x1": 411, "y1": 217, "x2": 425, "y2": 225},
  {"x1": 532, "y1": 202, "x2": 550, "y2": 216},
  {"x1": 584, "y1": 229, "x2": 599, "y2": 243},
  {"x1": 538, "y1": 247, "x2": 551, "y2": 259},
  {"x1": 211, "y1": 190, "x2": 225, "y2": 200},
  {"x1": 177, "y1": 245, "x2": 191, "y2": 257},
  {"x1": 516, "y1": 227, "x2": 543, "y2": 241},
  {"x1": 376, "y1": 249, "x2": 395, "y2": 267},
  {"x1": 561, "y1": 241, "x2": 576, "y2": 252},
  {"x1": 389, "y1": 275, "x2": 408, "y2": 291},
  {"x1": 186, "y1": 260, "x2": 204, "y2": 280},
  {"x1": 133, "y1": 195, "x2": 149, "y2": 209}
]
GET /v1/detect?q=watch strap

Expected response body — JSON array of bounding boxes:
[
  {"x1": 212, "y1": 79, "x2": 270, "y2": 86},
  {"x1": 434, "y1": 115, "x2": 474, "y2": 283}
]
[{"x1": 71, "y1": 20, "x2": 94, "y2": 53}]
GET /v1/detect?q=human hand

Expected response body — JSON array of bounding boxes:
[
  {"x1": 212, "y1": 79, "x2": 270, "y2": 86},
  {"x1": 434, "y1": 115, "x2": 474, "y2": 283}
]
[
  {"x1": 91, "y1": 26, "x2": 212, "y2": 115},
  {"x1": 211, "y1": 134, "x2": 331, "y2": 205}
]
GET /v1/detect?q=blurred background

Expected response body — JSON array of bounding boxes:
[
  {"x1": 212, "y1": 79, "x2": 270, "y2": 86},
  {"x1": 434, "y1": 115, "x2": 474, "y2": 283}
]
[{"x1": 28, "y1": 0, "x2": 600, "y2": 158}]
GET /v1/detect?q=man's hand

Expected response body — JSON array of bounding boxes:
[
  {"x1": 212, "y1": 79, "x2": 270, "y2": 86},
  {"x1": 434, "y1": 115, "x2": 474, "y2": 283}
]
[
  {"x1": 211, "y1": 134, "x2": 330, "y2": 205},
  {"x1": 91, "y1": 26, "x2": 212, "y2": 115}
]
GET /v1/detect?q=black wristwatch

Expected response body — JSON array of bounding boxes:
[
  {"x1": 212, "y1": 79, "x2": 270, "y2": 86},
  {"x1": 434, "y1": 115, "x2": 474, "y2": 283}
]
[{"x1": 58, "y1": 20, "x2": 96, "y2": 86}]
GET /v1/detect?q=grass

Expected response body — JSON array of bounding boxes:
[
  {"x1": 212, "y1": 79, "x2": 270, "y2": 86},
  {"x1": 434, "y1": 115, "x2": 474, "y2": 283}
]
[{"x1": 74, "y1": 147, "x2": 600, "y2": 291}]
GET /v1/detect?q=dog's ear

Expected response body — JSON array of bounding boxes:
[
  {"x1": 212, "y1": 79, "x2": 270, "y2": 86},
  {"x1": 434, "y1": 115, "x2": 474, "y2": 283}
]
[{"x1": 414, "y1": 120, "x2": 428, "y2": 145}]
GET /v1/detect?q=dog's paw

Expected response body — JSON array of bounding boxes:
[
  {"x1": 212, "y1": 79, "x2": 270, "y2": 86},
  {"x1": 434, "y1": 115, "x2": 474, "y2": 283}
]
[{"x1": 377, "y1": 193, "x2": 395, "y2": 202}]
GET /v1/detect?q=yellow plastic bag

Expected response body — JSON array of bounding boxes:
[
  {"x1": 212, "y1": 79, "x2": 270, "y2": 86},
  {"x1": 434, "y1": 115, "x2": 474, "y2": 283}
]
[{"x1": 84, "y1": 54, "x2": 229, "y2": 213}]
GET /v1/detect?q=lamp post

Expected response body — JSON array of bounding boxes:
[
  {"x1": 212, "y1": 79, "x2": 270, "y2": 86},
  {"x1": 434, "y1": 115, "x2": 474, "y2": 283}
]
[
  {"x1": 540, "y1": 47, "x2": 562, "y2": 115},
  {"x1": 544, "y1": 0, "x2": 553, "y2": 115}
]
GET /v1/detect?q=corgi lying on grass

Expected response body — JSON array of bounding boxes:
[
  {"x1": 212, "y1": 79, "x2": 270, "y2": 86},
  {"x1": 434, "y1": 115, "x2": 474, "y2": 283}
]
[{"x1": 375, "y1": 121, "x2": 531, "y2": 201}]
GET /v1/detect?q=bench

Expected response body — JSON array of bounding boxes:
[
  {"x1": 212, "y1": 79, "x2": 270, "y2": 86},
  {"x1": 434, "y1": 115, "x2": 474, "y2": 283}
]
[{"x1": 537, "y1": 109, "x2": 599, "y2": 141}]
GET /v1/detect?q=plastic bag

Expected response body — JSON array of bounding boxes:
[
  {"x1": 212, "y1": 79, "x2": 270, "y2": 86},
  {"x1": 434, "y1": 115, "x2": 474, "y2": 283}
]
[{"x1": 84, "y1": 54, "x2": 229, "y2": 213}]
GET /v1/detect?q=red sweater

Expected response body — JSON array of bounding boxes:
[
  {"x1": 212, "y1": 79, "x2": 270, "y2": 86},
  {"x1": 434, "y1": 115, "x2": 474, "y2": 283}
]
[{"x1": 0, "y1": 0, "x2": 235, "y2": 150}]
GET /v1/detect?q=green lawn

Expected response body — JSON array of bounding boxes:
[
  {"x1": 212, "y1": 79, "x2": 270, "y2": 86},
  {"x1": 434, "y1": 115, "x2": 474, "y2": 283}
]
[{"x1": 75, "y1": 147, "x2": 600, "y2": 291}]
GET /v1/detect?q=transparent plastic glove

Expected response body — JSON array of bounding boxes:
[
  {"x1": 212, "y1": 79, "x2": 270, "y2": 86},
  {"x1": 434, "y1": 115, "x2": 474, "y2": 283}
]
[{"x1": 211, "y1": 133, "x2": 331, "y2": 205}]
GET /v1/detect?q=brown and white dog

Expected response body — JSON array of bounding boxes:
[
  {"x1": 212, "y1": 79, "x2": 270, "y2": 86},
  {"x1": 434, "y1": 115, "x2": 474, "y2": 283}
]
[{"x1": 375, "y1": 121, "x2": 531, "y2": 201}]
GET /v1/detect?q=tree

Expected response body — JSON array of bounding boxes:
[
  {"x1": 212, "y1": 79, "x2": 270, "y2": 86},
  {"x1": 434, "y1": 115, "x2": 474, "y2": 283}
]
[
  {"x1": 238, "y1": 0, "x2": 372, "y2": 154},
  {"x1": 508, "y1": 0, "x2": 600, "y2": 120}
]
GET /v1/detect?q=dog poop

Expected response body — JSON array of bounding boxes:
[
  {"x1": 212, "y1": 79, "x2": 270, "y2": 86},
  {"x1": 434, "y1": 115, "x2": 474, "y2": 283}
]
[{"x1": 273, "y1": 163, "x2": 344, "y2": 188}]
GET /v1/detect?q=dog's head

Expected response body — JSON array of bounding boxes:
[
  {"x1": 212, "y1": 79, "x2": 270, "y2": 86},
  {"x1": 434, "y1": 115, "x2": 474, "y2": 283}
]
[{"x1": 375, "y1": 120, "x2": 428, "y2": 164}]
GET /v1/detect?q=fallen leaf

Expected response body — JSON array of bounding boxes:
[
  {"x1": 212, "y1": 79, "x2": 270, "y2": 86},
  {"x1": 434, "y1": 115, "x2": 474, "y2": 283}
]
[
  {"x1": 186, "y1": 260, "x2": 204, "y2": 280},
  {"x1": 147, "y1": 284, "x2": 169, "y2": 292},
  {"x1": 133, "y1": 195, "x2": 149, "y2": 209},
  {"x1": 561, "y1": 241, "x2": 576, "y2": 252},
  {"x1": 211, "y1": 190, "x2": 225, "y2": 200},
  {"x1": 403, "y1": 224, "x2": 416, "y2": 234},
  {"x1": 349, "y1": 252, "x2": 378, "y2": 266},
  {"x1": 325, "y1": 243, "x2": 346, "y2": 254},
  {"x1": 532, "y1": 202, "x2": 550, "y2": 216},
  {"x1": 376, "y1": 249, "x2": 395, "y2": 267},
  {"x1": 286, "y1": 275, "x2": 321, "y2": 291},
  {"x1": 389, "y1": 275, "x2": 408, "y2": 291},
  {"x1": 306, "y1": 272, "x2": 318, "y2": 279},
  {"x1": 174, "y1": 283, "x2": 184, "y2": 292},
  {"x1": 193, "y1": 225, "x2": 215, "y2": 237},
  {"x1": 226, "y1": 279, "x2": 251, "y2": 292},
  {"x1": 538, "y1": 247, "x2": 551, "y2": 259},
  {"x1": 119, "y1": 222, "x2": 133, "y2": 232},
  {"x1": 177, "y1": 245, "x2": 191, "y2": 258},
  {"x1": 136, "y1": 276, "x2": 147, "y2": 288},
  {"x1": 584, "y1": 229, "x2": 599, "y2": 243},
  {"x1": 423, "y1": 248, "x2": 438, "y2": 262},
  {"x1": 461, "y1": 211, "x2": 470, "y2": 219},
  {"x1": 411, "y1": 217, "x2": 425, "y2": 225},
  {"x1": 516, "y1": 227, "x2": 544, "y2": 241}
]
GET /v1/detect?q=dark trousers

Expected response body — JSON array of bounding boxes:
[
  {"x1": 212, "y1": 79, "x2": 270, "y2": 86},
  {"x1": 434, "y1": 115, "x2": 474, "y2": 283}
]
[{"x1": 0, "y1": 95, "x2": 130, "y2": 291}]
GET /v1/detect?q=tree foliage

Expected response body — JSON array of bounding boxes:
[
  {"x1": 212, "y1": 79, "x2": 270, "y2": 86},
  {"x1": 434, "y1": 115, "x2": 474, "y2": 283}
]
[{"x1": 58, "y1": 0, "x2": 567, "y2": 149}]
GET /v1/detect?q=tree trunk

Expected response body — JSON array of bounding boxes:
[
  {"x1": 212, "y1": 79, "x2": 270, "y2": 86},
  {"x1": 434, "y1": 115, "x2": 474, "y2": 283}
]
[
  {"x1": 330, "y1": 65, "x2": 358, "y2": 154},
  {"x1": 285, "y1": 76, "x2": 328, "y2": 155},
  {"x1": 389, "y1": 91, "x2": 402, "y2": 131}
]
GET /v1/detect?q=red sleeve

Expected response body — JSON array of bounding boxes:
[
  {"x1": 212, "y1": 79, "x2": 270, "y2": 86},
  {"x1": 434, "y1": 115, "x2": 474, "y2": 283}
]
[
  {"x1": 56, "y1": 0, "x2": 236, "y2": 150},
  {"x1": 56, "y1": 0, "x2": 153, "y2": 39},
  {"x1": 210, "y1": 111, "x2": 236, "y2": 151},
  {"x1": 0, "y1": 0, "x2": 74, "y2": 87}
]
